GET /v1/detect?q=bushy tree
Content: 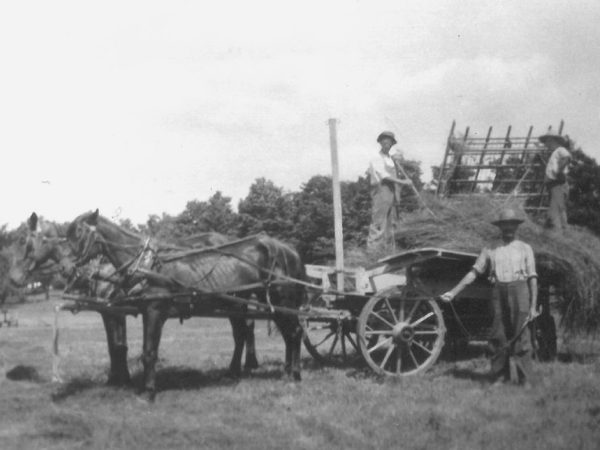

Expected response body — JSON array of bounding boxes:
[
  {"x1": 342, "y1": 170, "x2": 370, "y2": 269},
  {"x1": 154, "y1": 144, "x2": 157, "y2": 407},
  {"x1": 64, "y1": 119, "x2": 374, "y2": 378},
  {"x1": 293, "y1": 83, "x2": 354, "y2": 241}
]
[
  {"x1": 568, "y1": 148, "x2": 600, "y2": 234},
  {"x1": 177, "y1": 191, "x2": 236, "y2": 236},
  {"x1": 236, "y1": 178, "x2": 296, "y2": 239}
]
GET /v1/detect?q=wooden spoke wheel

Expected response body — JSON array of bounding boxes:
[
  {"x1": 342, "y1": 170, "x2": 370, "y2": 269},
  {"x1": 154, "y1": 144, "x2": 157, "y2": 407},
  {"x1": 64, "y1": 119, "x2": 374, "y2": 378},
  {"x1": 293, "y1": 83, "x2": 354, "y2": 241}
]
[
  {"x1": 302, "y1": 316, "x2": 360, "y2": 365},
  {"x1": 357, "y1": 287, "x2": 446, "y2": 376}
]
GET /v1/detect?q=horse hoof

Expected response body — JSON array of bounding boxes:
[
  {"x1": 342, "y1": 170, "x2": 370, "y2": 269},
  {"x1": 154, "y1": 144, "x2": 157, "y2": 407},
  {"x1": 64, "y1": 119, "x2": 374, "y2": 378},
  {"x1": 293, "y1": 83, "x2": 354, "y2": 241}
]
[
  {"x1": 293, "y1": 372, "x2": 302, "y2": 382},
  {"x1": 244, "y1": 360, "x2": 259, "y2": 371},
  {"x1": 227, "y1": 369, "x2": 242, "y2": 379},
  {"x1": 107, "y1": 375, "x2": 132, "y2": 387}
]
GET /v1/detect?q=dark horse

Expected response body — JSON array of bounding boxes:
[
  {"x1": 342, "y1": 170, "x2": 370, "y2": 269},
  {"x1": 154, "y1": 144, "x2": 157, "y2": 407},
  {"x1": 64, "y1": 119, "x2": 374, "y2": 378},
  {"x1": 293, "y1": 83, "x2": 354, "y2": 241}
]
[
  {"x1": 66, "y1": 210, "x2": 305, "y2": 400},
  {"x1": 9, "y1": 213, "x2": 261, "y2": 386}
]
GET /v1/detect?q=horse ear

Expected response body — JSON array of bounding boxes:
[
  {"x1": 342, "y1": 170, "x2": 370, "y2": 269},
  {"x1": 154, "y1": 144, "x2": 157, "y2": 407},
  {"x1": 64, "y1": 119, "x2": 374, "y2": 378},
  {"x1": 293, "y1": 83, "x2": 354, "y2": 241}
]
[
  {"x1": 87, "y1": 209, "x2": 100, "y2": 225},
  {"x1": 28, "y1": 212, "x2": 38, "y2": 231}
]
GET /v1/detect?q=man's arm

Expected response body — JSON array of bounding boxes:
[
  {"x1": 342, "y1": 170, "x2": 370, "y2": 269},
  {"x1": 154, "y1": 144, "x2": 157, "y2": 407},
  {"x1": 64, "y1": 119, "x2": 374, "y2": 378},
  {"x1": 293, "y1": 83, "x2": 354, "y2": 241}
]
[
  {"x1": 524, "y1": 243, "x2": 539, "y2": 318},
  {"x1": 441, "y1": 249, "x2": 488, "y2": 302},
  {"x1": 440, "y1": 270, "x2": 477, "y2": 302}
]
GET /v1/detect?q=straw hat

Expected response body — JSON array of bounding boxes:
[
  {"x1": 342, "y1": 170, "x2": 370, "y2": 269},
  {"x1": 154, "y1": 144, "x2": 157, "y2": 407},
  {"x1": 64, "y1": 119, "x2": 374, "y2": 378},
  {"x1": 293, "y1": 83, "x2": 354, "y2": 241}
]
[
  {"x1": 491, "y1": 209, "x2": 524, "y2": 226},
  {"x1": 377, "y1": 131, "x2": 397, "y2": 145},
  {"x1": 539, "y1": 133, "x2": 569, "y2": 148}
]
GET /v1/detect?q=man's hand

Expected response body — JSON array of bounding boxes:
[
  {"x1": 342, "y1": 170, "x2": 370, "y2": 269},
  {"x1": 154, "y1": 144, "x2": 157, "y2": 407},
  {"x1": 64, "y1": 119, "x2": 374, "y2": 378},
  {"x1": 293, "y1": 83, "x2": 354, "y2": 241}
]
[
  {"x1": 440, "y1": 291, "x2": 455, "y2": 303},
  {"x1": 528, "y1": 306, "x2": 540, "y2": 321}
]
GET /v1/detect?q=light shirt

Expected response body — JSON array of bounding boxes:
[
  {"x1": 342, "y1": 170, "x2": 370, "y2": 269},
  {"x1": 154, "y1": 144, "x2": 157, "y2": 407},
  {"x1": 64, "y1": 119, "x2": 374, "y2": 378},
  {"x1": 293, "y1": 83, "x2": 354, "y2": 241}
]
[
  {"x1": 368, "y1": 151, "x2": 397, "y2": 186},
  {"x1": 472, "y1": 240, "x2": 537, "y2": 283},
  {"x1": 545, "y1": 146, "x2": 571, "y2": 180}
]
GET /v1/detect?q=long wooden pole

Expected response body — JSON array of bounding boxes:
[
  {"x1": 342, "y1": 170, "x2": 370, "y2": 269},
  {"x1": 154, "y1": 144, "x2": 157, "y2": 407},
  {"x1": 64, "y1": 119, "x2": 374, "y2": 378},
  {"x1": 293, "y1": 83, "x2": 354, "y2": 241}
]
[{"x1": 328, "y1": 118, "x2": 344, "y2": 292}]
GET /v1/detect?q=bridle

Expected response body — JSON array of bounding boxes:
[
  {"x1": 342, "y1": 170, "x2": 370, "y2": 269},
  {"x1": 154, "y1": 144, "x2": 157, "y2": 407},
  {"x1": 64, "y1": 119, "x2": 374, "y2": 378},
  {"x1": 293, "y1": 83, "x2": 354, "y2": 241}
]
[{"x1": 71, "y1": 221, "x2": 107, "y2": 267}]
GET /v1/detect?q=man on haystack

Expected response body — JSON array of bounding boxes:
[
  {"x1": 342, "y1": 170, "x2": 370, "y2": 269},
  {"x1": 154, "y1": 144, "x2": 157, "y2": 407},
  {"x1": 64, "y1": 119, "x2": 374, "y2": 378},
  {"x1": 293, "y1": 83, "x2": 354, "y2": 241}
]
[
  {"x1": 441, "y1": 209, "x2": 539, "y2": 387},
  {"x1": 540, "y1": 133, "x2": 572, "y2": 233},
  {"x1": 367, "y1": 131, "x2": 412, "y2": 252}
]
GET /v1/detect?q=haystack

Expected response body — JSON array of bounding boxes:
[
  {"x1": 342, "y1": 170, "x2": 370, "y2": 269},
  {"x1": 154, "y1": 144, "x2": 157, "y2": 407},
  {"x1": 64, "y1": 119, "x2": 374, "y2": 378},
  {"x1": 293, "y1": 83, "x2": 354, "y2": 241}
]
[{"x1": 393, "y1": 195, "x2": 600, "y2": 331}]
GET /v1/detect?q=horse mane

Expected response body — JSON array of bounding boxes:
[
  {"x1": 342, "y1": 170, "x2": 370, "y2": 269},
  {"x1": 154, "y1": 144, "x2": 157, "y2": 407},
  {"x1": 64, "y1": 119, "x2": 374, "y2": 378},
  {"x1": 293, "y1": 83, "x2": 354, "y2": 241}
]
[{"x1": 67, "y1": 211, "x2": 143, "y2": 242}]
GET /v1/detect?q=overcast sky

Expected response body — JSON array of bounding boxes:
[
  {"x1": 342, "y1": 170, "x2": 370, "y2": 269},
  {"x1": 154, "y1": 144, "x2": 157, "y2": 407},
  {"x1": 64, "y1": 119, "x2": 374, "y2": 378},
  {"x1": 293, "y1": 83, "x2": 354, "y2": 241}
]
[{"x1": 1, "y1": 0, "x2": 599, "y2": 228}]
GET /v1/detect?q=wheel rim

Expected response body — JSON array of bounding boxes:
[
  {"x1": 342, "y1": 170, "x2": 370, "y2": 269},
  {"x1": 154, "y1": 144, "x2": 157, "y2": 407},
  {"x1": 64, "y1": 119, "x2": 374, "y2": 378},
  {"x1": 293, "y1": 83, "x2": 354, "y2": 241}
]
[
  {"x1": 302, "y1": 317, "x2": 359, "y2": 365},
  {"x1": 358, "y1": 288, "x2": 446, "y2": 376}
]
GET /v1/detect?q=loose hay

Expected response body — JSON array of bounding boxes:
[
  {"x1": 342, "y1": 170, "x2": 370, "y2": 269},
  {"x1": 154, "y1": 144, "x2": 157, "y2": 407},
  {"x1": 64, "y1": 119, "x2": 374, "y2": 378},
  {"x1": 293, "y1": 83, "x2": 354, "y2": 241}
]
[{"x1": 394, "y1": 195, "x2": 600, "y2": 331}]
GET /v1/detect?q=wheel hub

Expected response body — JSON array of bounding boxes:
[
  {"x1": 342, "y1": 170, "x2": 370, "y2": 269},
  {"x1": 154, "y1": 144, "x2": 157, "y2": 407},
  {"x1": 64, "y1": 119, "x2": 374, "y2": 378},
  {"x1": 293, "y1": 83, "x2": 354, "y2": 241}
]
[{"x1": 392, "y1": 322, "x2": 414, "y2": 343}]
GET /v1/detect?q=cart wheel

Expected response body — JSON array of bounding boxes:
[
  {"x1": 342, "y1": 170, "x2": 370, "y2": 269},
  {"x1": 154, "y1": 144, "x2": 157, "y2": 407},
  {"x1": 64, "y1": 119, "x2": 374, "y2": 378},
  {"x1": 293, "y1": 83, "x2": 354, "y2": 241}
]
[
  {"x1": 302, "y1": 317, "x2": 360, "y2": 365},
  {"x1": 357, "y1": 287, "x2": 446, "y2": 376}
]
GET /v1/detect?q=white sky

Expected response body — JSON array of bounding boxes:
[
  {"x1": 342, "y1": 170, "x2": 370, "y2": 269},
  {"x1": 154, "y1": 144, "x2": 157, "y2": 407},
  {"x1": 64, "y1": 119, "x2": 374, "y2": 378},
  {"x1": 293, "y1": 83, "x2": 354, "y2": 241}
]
[{"x1": 1, "y1": 0, "x2": 599, "y2": 228}]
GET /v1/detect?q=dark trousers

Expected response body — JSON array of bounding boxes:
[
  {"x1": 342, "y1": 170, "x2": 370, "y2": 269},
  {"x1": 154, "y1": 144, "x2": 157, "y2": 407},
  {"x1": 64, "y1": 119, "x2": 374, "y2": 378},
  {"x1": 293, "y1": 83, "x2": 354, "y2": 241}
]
[{"x1": 489, "y1": 281, "x2": 534, "y2": 383}]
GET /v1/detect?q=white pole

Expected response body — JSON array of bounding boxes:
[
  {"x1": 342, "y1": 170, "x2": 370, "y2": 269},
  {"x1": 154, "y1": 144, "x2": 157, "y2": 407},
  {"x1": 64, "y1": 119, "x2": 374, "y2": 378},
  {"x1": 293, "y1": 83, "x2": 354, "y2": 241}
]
[{"x1": 328, "y1": 118, "x2": 344, "y2": 292}]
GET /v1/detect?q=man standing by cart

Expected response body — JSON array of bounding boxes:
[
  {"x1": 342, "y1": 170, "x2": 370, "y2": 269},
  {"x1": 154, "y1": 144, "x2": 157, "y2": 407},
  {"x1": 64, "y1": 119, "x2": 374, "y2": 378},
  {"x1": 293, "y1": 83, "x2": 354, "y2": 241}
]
[
  {"x1": 367, "y1": 131, "x2": 412, "y2": 252},
  {"x1": 440, "y1": 209, "x2": 539, "y2": 386},
  {"x1": 540, "y1": 133, "x2": 572, "y2": 233}
]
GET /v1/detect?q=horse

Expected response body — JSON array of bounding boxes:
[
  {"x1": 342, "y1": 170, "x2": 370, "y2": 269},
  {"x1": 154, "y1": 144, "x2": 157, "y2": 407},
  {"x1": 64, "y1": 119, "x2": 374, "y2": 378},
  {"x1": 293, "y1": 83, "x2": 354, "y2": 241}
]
[
  {"x1": 9, "y1": 213, "x2": 260, "y2": 386},
  {"x1": 66, "y1": 209, "x2": 305, "y2": 401}
]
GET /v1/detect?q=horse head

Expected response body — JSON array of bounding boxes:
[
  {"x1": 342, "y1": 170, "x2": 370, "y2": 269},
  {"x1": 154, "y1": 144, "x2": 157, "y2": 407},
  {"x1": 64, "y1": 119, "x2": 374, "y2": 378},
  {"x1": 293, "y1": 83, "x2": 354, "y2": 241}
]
[
  {"x1": 66, "y1": 209, "x2": 108, "y2": 266},
  {"x1": 9, "y1": 212, "x2": 72, "y2": 286},
  {"x1": 66, "y1": 209, "x2": 143, "y2": 271}
]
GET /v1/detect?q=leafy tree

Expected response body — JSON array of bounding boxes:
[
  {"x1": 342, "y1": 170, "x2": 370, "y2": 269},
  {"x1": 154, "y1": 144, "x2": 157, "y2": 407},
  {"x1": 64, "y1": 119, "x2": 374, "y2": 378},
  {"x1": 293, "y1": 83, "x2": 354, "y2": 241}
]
[
  {"x1": 236, "y1": 178, "x2": 296, "y2": 239},
  {"x1": 118, "y1": 218, "x2": 139, "y2": 233},
  {"x1": 144, "y1": 213, "x2": 179, "y2": 240},
  {"x1": 391, "y1": 156, "x2": 424, "y2": 212},
  {"x1": 177, "y1": 191, "x2": 237, "y2": 235},
  {"x1": 567, "y1": 148, "x2": 600, "y2": 234},
  {"x1": 0, "y1": 225, "x2": 12, "y2": 249}
]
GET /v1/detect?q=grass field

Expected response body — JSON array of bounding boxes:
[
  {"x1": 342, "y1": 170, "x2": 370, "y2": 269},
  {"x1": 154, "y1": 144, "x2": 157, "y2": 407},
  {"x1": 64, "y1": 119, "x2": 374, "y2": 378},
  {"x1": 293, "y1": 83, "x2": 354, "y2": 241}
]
[{"x1": 1, "y1": 293, "x2": 600, "y2": 450}]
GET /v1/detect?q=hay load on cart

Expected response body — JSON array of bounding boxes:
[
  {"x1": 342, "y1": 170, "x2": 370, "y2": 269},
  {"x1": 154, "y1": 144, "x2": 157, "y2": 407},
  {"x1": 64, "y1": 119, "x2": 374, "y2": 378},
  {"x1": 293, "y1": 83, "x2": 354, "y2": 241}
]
[
  {"x1": 397, "y1": 121, "x2": 600, "y2": 332},
  {"x1": 395, "y1": 195, "x2": 600, "y2": 331}
]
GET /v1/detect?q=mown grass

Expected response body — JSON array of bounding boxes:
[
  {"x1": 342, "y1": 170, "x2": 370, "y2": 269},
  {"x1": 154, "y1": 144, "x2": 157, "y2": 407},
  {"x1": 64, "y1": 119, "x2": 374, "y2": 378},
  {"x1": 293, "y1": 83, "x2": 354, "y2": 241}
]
[{"x1": 1, "y1": 294, "x2": 600, "y2": 449}]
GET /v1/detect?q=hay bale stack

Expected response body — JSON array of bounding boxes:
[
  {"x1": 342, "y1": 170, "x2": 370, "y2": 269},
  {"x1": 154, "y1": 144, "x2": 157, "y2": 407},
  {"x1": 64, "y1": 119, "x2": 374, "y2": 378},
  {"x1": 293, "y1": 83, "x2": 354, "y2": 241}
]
[{"x1": 395, "y1": 195, "x2": 600, "y2": 331}]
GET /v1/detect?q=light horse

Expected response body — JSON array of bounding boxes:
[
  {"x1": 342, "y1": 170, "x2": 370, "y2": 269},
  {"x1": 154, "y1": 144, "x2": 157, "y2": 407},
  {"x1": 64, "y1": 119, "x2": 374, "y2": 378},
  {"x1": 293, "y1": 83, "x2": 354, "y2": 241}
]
[
  {"x1": 66, "y1": 210, "x2": 305, "y2": 401},
  {"x1": 9, "y1": 213, "x2": 133, "y2": 385},
  {"x1": 10, "y1": 213, "x2": 261, "y2": 386}
]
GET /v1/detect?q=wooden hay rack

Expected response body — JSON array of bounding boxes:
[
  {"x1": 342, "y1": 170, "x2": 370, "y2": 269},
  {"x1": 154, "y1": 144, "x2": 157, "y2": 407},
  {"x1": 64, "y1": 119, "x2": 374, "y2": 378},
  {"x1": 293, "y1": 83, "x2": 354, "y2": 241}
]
[{"x1": 436, "y1": 120, "x2": 569, "y2": 212}]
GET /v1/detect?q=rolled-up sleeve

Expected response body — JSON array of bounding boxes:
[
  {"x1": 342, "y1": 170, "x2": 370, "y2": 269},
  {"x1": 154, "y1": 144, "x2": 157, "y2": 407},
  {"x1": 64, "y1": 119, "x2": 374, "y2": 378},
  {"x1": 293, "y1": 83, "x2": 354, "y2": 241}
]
[
  {"x1": 524, "y1": 244, "x2": 538, "y2": 279},
  {"x1": 472, "y1": 248, "x2": 490, "y2": 275}
]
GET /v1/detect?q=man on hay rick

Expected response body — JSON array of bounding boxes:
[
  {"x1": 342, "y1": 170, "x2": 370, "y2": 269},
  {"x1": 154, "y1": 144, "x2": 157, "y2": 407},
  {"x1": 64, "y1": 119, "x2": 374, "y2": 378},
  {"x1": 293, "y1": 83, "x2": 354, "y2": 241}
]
[
  {"x1": 539, "y1": 132, "x2": 572, "y2": 233},
  {"x1": 367, "y1": 131, "x2": 412, "y2": 253},
  {"x1": 440, "y1": 208, "x2": 539, "y2": 387}
]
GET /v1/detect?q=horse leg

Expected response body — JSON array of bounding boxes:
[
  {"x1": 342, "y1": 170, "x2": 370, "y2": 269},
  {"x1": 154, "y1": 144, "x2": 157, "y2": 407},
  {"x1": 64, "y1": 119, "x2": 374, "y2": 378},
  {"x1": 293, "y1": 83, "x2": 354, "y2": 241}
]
[
  {"x1": 244, "y1": 319, "x2": 259, "y2": 370},
  {"x1": 273, "y1": 313, "x2": 303, "y2": 381},
  {"x1": 141, "y1": 305, "x2": 167, "y2": 402},
  {"x1": 228, "y1": 317, "x2": 246, "y2": 376},
  {"x1": 102, "y1": 313, "x2": 131, "y2": 386}
]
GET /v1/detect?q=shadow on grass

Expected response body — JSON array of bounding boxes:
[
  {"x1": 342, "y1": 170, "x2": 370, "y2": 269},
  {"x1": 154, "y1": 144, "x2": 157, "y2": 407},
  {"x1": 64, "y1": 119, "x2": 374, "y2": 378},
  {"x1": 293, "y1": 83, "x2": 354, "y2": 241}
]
[
  {"x1": 556, "y1": 351, "x2": 600, "y2": 364},
  {"x1": 51, "y1": 377, "x2": 98, "y2": 402},
  {"x1": 444, "y1": 367, "x2": 491, "y2": 383},
  {"x1": 147, "y1": 365, "x2": 290, "y2": 392},
  {"x1": 440, "y1": 341, "x2": 489, "y2": 362},
  {"x1": 51, "y1": 361, "x2": 305, "y2": 401}
]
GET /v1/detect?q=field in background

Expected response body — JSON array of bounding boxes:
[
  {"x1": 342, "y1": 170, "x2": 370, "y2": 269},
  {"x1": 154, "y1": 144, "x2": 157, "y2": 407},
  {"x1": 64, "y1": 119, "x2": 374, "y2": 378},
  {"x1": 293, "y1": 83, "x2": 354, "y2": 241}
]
[{"x1": 1, "y1": 293, "x2": 600, "y2": 450}]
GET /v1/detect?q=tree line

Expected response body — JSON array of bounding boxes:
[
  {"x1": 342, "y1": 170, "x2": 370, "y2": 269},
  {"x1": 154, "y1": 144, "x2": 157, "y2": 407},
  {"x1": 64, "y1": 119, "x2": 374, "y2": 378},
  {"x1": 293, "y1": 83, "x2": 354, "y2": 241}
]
[{"x1": 2, "y1": 149, "x2": 600, "y2": 264}]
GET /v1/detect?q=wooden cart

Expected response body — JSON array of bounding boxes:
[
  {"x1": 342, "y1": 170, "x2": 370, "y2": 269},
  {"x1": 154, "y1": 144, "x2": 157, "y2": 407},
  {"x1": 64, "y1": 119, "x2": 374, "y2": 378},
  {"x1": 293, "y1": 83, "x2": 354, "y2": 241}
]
[{"x1": 302, "y1": 247, "x2": 556, "y2": 376}]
